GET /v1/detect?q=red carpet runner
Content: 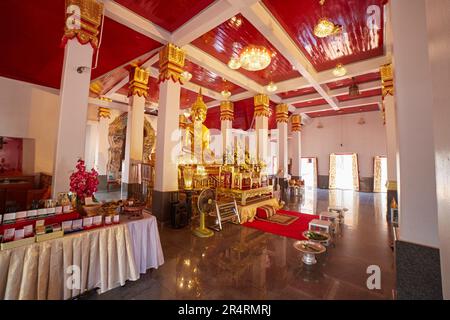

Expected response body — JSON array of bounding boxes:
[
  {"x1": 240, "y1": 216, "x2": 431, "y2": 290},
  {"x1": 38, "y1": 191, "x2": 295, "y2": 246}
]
[{"x1": 243, "y1": 210, "x2": 319, "y2": 240}]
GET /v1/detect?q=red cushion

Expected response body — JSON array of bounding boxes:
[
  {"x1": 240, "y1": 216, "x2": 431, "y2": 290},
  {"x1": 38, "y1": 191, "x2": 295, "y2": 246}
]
[{"x1": 256, "y1": 206, "x2": 276, "y2": 219}]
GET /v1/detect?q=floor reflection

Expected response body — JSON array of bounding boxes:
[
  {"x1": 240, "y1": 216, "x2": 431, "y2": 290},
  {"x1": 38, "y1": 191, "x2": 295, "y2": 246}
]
[{"x1": 85, "y1": 189, "x2": 395, "y2": 300}]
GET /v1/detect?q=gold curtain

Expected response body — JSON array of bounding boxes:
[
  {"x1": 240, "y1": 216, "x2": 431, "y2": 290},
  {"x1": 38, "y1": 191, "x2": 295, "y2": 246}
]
[
  {"x1": 329, "y1": 153, "x2": 337, "y2": 189},
  {"x1": 373, "y1": 156, "x2": 382, "y2": 192}
]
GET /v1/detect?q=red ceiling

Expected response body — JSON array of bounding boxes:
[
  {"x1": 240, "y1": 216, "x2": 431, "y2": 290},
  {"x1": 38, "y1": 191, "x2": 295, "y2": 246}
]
[
  {"x1": 326, "y1": 71, "x2": 381, "y2": 90},
  {"x1": 278, "y1": 87, "x2": 317, "y2": 99},
  {"x1": 184, "y1": 60, "x2": 245, "y2": 95},
  {"x1": 336, "y1": 88, "x2": 381, "y2": 102},
  {"x1": 115, "y1": 0, "x2": 215, "y2": 32},
  {"x1": 192, "y1": 14, "x2": 301, "y2": 85},
  {"x1": 306, "y1": 104, "x2": 380, "y2": 118},
  {"x1": 0, "y1": 0, "x2": 161, "y2": 90},
  {"x1": 294, "y1": 99, "x2": 327, "y2": 109},
  {"x1": 263, "y1": 0, "x2": 386, "y2": 71}
]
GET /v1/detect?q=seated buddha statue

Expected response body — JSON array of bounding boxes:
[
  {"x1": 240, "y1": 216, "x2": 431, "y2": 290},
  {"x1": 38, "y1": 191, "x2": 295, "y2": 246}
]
[{"x1": 184, "y1": 90, "x2": 215, "y2": 163}]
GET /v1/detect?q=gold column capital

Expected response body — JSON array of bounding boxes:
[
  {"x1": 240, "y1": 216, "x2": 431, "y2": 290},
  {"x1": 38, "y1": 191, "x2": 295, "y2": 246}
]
[
  {"x1": 387, "y1": 180, "x2": 397, "y2": 191},
  {"x1": 291, "y1": 114, "x2": 302, "y2": 132},
  {"x1": 179, "y1": 114, "x2": 187, "y2": 129},
  {"x1": 254, "y1": 94, "x2": 270, "y2": 117},
  {"x1": 220, "y1": 101, "x2": 234, "y2": 121},
  {"x1": 98, "y1": 107, "x2": 111, "y2": 120},
  {"x1": 276, "y1": 103, "x2": 289, "y2": 123},
  {"x1": 128, "y1": 66, "x2": 150, "y2": 98},
  {"x1": 380, "y1": 63, "x2": 394, "y2": 97},
  {"x1": 159, "y1": 43, "x2": 185, "y2": 84},
  {"x1": 63, "y1": 0, "x2": 104, "y2": 49}
]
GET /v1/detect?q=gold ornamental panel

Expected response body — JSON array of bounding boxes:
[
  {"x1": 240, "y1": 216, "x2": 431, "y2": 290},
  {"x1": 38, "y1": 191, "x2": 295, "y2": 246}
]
[
  {"x1": 254, "y1": 94, "x2": 270, "y2": 117},
  {"x1": 380, "y1": 63, "x2": 394, "y2": 97},
  {"x1": 179, "y1": 114, "x2": 187, "y2": 129},
  {"x1": 276, "y1": 103, "x2": 289, "y2": 123},
  {"x1": 128, "y1": 66, "x2": 150, "y2": 98},
  {"x1": 220, "y1": 101, "x2": 234, "y2": 121},
  {"x1": 291, "y1": 114, "x2": 302, "y2": 132},
  {"x1": 63, "y1": 0, "x2": 104, "y2": 49},
  {"x1": 159, "y1": 43, "x2": 185, "y2": 84},
  {"x1": 98, "y1": 107, "x2": 111, "y2": 119}
]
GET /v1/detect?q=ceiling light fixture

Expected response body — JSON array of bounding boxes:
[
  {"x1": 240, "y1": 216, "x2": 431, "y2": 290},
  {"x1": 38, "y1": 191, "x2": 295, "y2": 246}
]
[
  {"x1": 358, "y1": 117, "x2": 366, "y2": 125},
  {"x1": 313, "y1": 0, "x2": 342, "y2": 38},
  {"x1": 332, "y1": 63, "x2": 347, "y2": 77},
  {"x1": 221, "y1": 90, "x2": 231, "y2": 99},
  {"x1": 181, "y1": 71, "x2": 192, "y2": 82},
  {"x1": 349, "y1": 77, "x2": 360, "y2": 97},
  {"x1": 239, "y1": 45, "x2": 271, "y2": 71},
  {"x1": 227, "y1": 57, "x2": 241, "y2": 70},
  {"x1": 266, "y1": 81, "x2": 277, "y2": 93},
  {"x1": 317, "y1": 121, "x2": 324, "y2": 129}
]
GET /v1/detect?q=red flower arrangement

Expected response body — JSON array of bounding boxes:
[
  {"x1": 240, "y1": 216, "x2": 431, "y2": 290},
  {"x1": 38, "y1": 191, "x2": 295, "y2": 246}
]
[{"x1": 69, "y1": 159, "x2": 99, "y2": 202}]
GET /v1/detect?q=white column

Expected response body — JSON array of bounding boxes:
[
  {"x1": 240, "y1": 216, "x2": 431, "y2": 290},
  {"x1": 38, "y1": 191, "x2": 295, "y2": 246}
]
[
  {"x1": 276, "y1": 104, "x2": 289, "y2": 179},
  {"x1": 122, "y1": 67, "x2": 148, "y2": 185},
  {"x1": 391, "y1": 0, "x2": 439, "y2": 248},
  {"x1": 97, "y1": 108, "x2": 111, "y2": 176},
  {"x1": 154, "y1": 80, "x2": 181, "y2": 192},
  {"x1": 220, "y1": 101, "x2": 234, "y2": 164},
  {"x1": 254, "y1": 94, "x2": 269, "y2": 163},
  {"x1": 425, "y1": 0, "x2": 450, "y2": 299},
  {"x1": 52, "y1": 39, "x2": 94, "y2": 196},
  {"x1": 291, "y1": 115, "x2": 302, "y2": 178}
]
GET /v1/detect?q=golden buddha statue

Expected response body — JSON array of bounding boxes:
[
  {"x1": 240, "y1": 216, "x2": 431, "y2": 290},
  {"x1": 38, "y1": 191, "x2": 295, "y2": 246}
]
[{"x1": 185, "y1": 90, "x2": 215, "y2": 163}]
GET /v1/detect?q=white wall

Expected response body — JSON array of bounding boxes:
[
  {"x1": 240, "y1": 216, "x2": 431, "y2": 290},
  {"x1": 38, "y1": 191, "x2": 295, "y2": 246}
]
[
  {"x1": 0, "y1": 76, "x2": 59, "y2": 174},
  {"x1": 300, "y1": 111, "x2": 387, "y2": 177}
]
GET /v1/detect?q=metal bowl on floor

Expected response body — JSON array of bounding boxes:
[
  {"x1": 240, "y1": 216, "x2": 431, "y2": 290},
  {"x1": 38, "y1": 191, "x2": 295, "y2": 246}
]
[{"x1": 302, "y1": 230, "x2": 330, "y2": 243}]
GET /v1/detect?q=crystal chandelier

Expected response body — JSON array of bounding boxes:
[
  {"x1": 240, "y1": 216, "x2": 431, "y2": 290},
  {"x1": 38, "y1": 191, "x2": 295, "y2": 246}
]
[
  {"x1": 227, "y1": 57, "x2": 241, "y2": 70},
  {"x1": 313, "y1": 0, "x2": 342, "y2": 38},
  {"x1": 266, "y1": 81, "x2": 277, "y2": 93},
  {"x1": 332, "y1": 63, "x2": 347, "y2": 77},
  {"x1": 181, "y1": 71, "x2": 192, "y2": 82},
  {"x1": 239, "y1": 45, "x2": 272, "y2": 71},
  {"x1": 221, "y1": 90, "x2": 231, "y2": 99}
]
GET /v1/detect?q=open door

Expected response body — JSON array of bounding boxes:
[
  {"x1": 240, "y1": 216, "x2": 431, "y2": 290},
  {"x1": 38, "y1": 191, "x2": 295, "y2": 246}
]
[
  {"x1": 301, "y1": 157, "x2": 318, "y2": 189},
  {"x1": 329, "y1": 153, "x2": 359, "y2": 191}
]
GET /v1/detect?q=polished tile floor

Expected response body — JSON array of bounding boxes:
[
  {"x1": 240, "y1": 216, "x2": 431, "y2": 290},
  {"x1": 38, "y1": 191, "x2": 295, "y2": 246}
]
[{"x1": 84, "y1": 188, "x2": 395, "y2": 300}]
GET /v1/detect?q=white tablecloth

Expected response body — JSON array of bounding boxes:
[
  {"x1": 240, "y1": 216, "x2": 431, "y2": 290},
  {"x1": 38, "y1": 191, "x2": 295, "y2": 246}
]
[{"x1": 0, "y1": 214, "x2": 164, "y2": 300}]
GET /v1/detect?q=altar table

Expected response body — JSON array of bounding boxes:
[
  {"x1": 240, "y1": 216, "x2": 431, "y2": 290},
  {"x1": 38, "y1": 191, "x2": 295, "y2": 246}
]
[{"x1": 0, "y1": 213, "x2": 164, "y2": 300}]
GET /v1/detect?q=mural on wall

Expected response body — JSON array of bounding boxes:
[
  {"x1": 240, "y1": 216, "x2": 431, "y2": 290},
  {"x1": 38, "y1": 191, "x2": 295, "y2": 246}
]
[
  {"x1": 106, "y1": 113, "x2": 156, "y2": 177},
  {"x1": 0, "y1": 137, "x2": 23, "y2": 176}
]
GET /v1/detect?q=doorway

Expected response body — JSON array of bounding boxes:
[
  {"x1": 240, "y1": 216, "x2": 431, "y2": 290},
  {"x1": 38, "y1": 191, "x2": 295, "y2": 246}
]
[
  {"x1": 301, "y1": 157, "x2": 318, "y2": 189},
  {"x1": 329, "y1": 153, "x2": 359, "y2": 191},
  {"x1": 373, "y1": 156, "x2": 388, "y2": 192}
]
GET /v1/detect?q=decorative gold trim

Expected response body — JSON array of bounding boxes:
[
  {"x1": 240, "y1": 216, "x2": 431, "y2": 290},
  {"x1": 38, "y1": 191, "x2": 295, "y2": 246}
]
[
  {"x1": 159, "y1": 43, "x2": 185, "y2": 84},
  {"x1": 220, "y1": 101, "x2": 234, "y2": 121},
  {"x1": 276, "y1": 103, "x2": 289, "y2": 123},
  {"x1": 63, "y1": 0, "x2": 103, "y2": 49},
  {"x1": 373, "y1": 156, "x2": 382, "y2": 192},
  {"x1": 380, "y1": 63, "x2": 394, "y2": 97},
  {"x1": 254, "y1": 94, "x2": 270, "y2": 117},
  {"x1": 98, "y1": 107, "x2": 111, "y2": 119},
  {"x1": 128, "y1": 66, "x2": 150, "y2": 98},
  {"x1": 329, "y1": 153, "x2": 337, "y2": 189},
  {"x1": 291, "y1": 114, "x2": 302, "y2": 132},
  {"x1": 387, "y1": 180, "x2": 397, "y2": 191}
]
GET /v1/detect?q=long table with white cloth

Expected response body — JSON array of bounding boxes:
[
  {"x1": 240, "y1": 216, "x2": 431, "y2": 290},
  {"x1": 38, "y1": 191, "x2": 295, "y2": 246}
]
[{"x1": 0, "y1": 213, "x2": 163, "y2": 300}]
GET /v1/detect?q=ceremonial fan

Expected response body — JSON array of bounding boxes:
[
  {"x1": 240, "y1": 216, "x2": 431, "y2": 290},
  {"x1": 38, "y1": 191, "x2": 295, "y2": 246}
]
[{"x1": 193, "y1": 188, "x2": 215, "y2": 238}]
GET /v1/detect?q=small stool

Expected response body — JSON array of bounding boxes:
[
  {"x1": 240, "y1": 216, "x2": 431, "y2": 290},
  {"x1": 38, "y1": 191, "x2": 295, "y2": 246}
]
[
  {"x1": 309, "y1": 219, "x2": 332, "y2": 234},
  {"x1": 320, "y1": 211, "x2": 339, "y2": 223}
]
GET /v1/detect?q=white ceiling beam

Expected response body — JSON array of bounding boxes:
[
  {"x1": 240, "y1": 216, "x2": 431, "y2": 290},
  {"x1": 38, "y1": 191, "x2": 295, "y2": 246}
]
[
  {"x1": 172, "y1": 0, "x2": 260, "y2": 46},
  {"x1": 284, "y1": 80, "x2": 382, "y2": 105},
  {"x1": 103, "y1": 0, "x2": 171, "y2": 44},
  {"x1": 292, "y1": 96, "x2": 382, "y2": 114},
  {"x1": 240, "y1": 2, "x2": 340, "y2": 110},
  {"x1": 89, "y1": 97, "x2": 128, "y2": 112},
  {"x1": 184, "y1": 44, "x2": 265, "y2": 93}
]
